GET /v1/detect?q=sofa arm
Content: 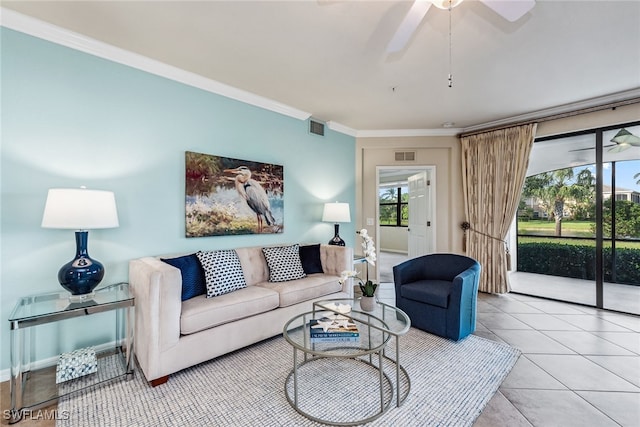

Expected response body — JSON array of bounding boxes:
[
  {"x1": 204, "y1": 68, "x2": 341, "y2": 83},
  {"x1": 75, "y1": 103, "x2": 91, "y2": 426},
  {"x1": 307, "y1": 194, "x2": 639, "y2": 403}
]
[
  {"x1": 320, "y1": 244, "x2": 353, "y2": 276},
  {"x1": 129, "y1": 257, "x2": 182, "y2": 380},
  {"x1": 319, "y1": 245, "x2": 353, "y2": 294}
]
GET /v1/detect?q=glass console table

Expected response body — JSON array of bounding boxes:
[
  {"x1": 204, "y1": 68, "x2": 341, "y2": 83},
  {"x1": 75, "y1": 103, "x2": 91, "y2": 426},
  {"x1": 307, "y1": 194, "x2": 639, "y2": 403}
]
[{"x1": 8, "y1": 282, "x2": 134, "y2": 423}]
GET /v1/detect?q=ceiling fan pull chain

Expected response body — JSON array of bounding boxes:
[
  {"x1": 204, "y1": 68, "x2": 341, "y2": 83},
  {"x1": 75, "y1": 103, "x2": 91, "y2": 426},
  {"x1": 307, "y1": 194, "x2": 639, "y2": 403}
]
[{"x1": 448, "y1": 0, "x2": 453, "y2": 88}]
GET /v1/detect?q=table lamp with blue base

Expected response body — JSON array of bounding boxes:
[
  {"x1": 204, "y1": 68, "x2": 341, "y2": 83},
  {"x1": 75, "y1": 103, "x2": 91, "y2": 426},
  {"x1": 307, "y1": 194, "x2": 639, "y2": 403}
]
[{"x1": 42, "y1": 187, "x2": 119, "y2": 301}]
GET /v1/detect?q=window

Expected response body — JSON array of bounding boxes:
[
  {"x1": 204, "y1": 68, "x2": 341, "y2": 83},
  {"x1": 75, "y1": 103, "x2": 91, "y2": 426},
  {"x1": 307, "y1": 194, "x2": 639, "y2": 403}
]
[{"x1": 379, "y1": 186, "x2": 408, "y2": 226}]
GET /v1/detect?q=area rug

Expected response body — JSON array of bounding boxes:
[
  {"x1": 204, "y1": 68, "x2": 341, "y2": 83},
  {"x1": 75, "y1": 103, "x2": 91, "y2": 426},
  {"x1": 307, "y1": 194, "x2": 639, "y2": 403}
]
[{"x1": 56, "y1": 328, "x2": 520, "y2": 426}]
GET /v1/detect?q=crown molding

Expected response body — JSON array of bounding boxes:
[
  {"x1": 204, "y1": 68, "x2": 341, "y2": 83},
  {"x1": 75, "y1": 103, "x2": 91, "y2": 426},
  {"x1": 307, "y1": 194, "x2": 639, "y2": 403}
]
[
  {"x1": 0, "y1": 8, "x2": 312, "y2": 122},
  {"x1": 326, "y1": 121, "x2": 357, "y2": 137},
  {"x1": 356, "y1": 128, "x2": 462, "y2": 138}
]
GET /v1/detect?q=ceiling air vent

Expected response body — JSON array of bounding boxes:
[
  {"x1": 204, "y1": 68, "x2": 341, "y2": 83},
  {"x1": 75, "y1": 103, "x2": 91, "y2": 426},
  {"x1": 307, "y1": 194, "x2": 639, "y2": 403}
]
[
  {"x1": 309, "y1": 119, "x2": 325, "y2": 136},
  {"x1": 395, "y1": 151, "x2": 416, "y2": 161}
]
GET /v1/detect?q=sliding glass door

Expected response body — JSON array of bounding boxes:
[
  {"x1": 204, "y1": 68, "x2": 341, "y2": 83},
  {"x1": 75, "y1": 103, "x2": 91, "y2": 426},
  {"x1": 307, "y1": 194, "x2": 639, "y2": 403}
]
[
  {"x1": 514, "y1": 122, "x2": 639, "y2": 314},
  {"x1": 601, "y1": 127, "x2": 640, "y2": 313}
]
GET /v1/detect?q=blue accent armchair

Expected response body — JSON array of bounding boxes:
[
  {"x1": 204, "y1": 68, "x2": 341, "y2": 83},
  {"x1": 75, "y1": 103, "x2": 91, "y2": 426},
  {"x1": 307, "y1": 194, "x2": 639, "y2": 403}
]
[{"x1": 393, "y1": 253, "x2": 481, "y2": 341}]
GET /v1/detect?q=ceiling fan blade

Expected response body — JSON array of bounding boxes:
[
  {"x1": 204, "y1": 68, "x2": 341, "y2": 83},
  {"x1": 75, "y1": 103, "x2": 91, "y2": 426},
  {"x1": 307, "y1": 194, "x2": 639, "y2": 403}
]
[
  {"x1": 480, "y1": 0, "x2": 535, "y2": 22},
  {"x1": 568, "y1": 147, "x2": 593, "y2": 153},
  {"x1": 386, "y1": 0, "x2": 432, "y2": 53},
  {"x1": 608, "y1": 143, "x2": 632, "y2": 153},
  {"x1": 568, "y1": 144, "x2": 616, "y2": 153}
]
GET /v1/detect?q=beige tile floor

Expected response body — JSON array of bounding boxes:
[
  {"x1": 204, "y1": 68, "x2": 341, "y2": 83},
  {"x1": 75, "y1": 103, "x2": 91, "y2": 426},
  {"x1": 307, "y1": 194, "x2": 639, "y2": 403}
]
[
  {"x1": 473, "y1": 291, "x2": 640, "y2": 427},
  {"x1": 376, "y1": 282, "x2": 640, "y2": 427}
]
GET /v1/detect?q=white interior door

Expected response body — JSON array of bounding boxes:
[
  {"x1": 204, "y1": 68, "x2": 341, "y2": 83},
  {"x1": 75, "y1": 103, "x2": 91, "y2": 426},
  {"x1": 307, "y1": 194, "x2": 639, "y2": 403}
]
[{"x1": 408, "y1": 170, "x2": 433, "y2": 258}]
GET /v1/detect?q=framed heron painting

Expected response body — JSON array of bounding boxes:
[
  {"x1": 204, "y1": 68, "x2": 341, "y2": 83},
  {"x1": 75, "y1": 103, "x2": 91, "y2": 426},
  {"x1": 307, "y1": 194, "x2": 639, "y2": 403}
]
[{"x1": 185, "y1": 151, "x2": 284, "y2": 237}]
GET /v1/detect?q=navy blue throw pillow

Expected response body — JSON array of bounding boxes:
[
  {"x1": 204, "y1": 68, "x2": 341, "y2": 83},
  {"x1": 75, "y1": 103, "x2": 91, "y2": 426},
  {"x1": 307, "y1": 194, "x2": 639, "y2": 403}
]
[
  {"x1": 299, "y1": 244, "x2": 324, "y2": 274},
  {"x1": 161, "y1": 254, "x2": 206, "y2": 301}
]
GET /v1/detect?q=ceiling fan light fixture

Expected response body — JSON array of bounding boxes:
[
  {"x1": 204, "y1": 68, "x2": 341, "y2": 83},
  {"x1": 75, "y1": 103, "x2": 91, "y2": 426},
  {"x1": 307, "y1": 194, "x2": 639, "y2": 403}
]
[
  {"x1": 610, "y1": 128, "x2": 640, "y2": 144},
  {"x1": 431, "y1": 0, "x2": 464, "y2": 10}
]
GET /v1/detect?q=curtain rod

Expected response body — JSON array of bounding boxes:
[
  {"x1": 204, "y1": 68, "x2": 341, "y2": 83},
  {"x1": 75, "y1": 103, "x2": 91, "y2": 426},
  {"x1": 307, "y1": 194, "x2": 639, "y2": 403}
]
[{"x1": 458, "y1": 97, "x2": 640, "y2": 138}]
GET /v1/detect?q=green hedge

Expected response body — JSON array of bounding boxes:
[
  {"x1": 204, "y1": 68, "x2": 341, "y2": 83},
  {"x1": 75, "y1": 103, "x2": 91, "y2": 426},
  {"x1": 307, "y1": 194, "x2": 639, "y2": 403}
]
[{"x1": 517, "y1": 242, "x2": 640, "y2": 285}]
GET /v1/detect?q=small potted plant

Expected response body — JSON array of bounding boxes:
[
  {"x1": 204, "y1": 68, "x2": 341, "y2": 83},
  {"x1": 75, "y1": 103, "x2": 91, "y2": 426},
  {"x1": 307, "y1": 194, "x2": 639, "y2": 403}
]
[
  {"x1": 339, "y1": 229, "x2": 378, "y2": 312},
  {"x1": 358, "y1": 279, "x2": 378, "y2": 312}
]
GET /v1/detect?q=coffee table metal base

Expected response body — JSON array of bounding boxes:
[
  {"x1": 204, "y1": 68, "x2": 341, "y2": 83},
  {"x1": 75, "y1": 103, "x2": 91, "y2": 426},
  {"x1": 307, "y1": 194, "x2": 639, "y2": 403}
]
[{"x1": 285, "y1": 350, "x2": 393, "y2": 426}]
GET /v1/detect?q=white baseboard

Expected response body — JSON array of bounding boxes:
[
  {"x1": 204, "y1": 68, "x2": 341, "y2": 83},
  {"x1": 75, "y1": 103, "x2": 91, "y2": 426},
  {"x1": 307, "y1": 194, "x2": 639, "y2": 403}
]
[
  {"x1": 380, "y1": 249, "x2": 409, "y2": 255},
  {"x1": 0, "y1": 341, "x2": 118, "y2": 383}
]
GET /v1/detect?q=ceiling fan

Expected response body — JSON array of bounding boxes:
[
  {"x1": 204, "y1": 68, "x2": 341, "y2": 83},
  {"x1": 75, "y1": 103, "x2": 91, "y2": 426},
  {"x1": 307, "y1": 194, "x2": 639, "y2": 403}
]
[
  {"x1": 387, "y1": 0, "x2": 536, "y2": 53},
  {"x1": 606, "y1": 128, "x2": 640, "y2": 153},
  {"x1": 569, "y1": 129, "x2": 640, "y2": 154}
]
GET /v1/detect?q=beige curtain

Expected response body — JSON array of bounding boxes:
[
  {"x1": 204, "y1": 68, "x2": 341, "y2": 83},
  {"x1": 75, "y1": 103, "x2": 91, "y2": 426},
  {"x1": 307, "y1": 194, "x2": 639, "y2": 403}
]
[{"x1": 461, "y1": 123, "x2": 537, "y2": 293}]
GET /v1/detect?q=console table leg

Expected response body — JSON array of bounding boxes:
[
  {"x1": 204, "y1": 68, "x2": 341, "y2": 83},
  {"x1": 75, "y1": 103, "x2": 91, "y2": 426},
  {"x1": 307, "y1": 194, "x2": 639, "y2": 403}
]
[{"x1": 9, "y1": 323, "x2": 24, "y2": 424}]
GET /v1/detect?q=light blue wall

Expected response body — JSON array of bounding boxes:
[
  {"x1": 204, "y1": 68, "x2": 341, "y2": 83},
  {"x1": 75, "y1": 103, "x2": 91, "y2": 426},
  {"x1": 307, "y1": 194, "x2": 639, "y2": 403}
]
[{"x1": 0, "y1": 28, "x2": 355, "y2": 371}]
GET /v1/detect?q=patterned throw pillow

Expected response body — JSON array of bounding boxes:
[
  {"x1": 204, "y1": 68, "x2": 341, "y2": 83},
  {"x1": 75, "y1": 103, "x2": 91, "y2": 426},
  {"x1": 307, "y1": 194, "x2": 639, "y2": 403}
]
[
  {"x1": 196, "y1": 250, "x2": 247, "y2": 298},
  {"x1": 262, "y1": 244, "x2": 307, "y2": 282},
  {"x1": 161, "y1": 253, "x2": 206, "y2": 301}
]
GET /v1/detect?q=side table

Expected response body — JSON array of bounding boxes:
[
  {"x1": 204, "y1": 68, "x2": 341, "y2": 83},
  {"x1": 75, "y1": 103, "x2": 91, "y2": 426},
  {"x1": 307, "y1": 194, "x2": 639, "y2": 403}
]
[{"x1": 7, "y1": 282, "x2": 134, "y2": 424}]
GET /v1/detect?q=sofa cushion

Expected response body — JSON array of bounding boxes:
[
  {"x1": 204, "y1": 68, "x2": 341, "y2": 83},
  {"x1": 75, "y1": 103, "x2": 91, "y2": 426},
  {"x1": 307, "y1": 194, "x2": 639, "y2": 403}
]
[
  {"x1": 262, "y1": 244, "x2": 306, "y2": 282},
  {"x1": 235, "y1": 247, "x2": 269, "y2": 286},
  {"x1": 161, "y1": 253, "x2": 206, "y2": 301},
  {"x1": 400, "y1": 280, "x2": 451, "y2": 309},
  {"x1": 256, "y1": 274, "x2": 342, "y2": 307},
  {"x1": 197, "y1": 250, "x2": 247, "y2": 297},
  {"x1": 299, "y1": 244, "x2": 324, "y2": 274},
  {"x1": 180, "y1": 286, "x2": 279, "y2": 335}
]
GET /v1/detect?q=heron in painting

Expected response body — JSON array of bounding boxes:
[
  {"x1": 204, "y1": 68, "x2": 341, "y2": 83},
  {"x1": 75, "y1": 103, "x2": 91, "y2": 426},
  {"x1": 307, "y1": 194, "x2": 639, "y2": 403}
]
[{"x1": 224, "y1": 166, "x2": 276, "y2": 233}]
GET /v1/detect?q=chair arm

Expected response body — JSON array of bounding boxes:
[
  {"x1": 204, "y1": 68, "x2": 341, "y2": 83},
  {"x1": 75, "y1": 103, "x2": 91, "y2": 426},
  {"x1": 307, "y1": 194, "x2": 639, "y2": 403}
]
[
  {"x1": 449, "y1": 267, "x2": 479, "y2": 301},
  {"x1": 446, "y1": 264, "x2": 481, "y2": 339}
]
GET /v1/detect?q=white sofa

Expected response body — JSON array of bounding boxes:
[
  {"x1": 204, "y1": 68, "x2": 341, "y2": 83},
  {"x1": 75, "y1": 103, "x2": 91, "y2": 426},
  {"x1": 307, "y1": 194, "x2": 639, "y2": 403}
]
[{"x1": 129, "y1": 244, "x2": 353, "y2": 386}]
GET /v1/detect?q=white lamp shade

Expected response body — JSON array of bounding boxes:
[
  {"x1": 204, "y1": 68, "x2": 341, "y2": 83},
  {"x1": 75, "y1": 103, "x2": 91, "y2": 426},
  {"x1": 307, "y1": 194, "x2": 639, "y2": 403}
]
[
  {"x1": 42, "y1": 188, "x2": 119, "y2": 229},
  {"x1": 322, "y1": 202, "x2": 351, "y2": 223}
]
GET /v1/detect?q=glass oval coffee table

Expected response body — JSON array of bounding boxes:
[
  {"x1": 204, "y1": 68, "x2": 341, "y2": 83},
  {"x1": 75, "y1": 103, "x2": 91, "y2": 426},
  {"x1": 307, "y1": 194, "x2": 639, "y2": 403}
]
[{"x1": 282, "y1": 298, "x2": 410, "y2": 426}]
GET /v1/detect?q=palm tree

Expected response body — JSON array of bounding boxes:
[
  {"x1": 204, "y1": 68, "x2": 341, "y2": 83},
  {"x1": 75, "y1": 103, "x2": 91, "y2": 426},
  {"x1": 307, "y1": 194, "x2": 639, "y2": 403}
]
[
  {"x1": 634, "y1": 172, "x2": 640, "y2": 185},
  {"x1": 523, "y1": 168, "x2": 595, "y2": 236}
]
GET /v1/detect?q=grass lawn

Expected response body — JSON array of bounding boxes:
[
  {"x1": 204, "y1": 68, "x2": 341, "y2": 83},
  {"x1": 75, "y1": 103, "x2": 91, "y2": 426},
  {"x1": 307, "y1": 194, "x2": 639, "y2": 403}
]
[{"x1": 518, "y1": 220, "x2": 594, "y2": 237}]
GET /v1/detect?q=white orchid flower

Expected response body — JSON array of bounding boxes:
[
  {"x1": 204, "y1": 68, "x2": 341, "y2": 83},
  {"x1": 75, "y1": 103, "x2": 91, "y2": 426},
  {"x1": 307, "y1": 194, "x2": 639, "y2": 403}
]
[{"x1": 338, "y1": 270, "x2": 358, "y2": 284}]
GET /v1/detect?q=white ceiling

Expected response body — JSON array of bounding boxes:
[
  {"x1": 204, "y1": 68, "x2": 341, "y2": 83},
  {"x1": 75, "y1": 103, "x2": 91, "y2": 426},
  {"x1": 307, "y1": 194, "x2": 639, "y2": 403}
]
[{"x1": 2, "y1": 0, "x2": 640, "y2": 133}]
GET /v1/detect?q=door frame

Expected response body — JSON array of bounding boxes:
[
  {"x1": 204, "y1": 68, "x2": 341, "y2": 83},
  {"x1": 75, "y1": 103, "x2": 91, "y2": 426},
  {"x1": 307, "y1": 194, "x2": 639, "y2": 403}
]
[{"x1": 376, "y1": 166, "x2": 436, "y2": 282}]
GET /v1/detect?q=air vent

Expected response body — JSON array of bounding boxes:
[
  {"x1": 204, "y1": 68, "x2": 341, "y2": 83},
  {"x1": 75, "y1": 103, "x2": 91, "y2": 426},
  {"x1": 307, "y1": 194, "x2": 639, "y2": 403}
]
[
  {"x1": 309, "y1": 119, "x2": 325, "y2": 136},
  {"x1": 395, "y1": 151, "x2": 416, "y2": 161}
]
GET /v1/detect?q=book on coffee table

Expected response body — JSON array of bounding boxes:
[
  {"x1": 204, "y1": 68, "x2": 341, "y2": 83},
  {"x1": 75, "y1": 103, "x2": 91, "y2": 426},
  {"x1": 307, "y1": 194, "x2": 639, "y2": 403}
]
[{"x1": 309, "y1": 317, "x2": 359, "y2": 342}]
